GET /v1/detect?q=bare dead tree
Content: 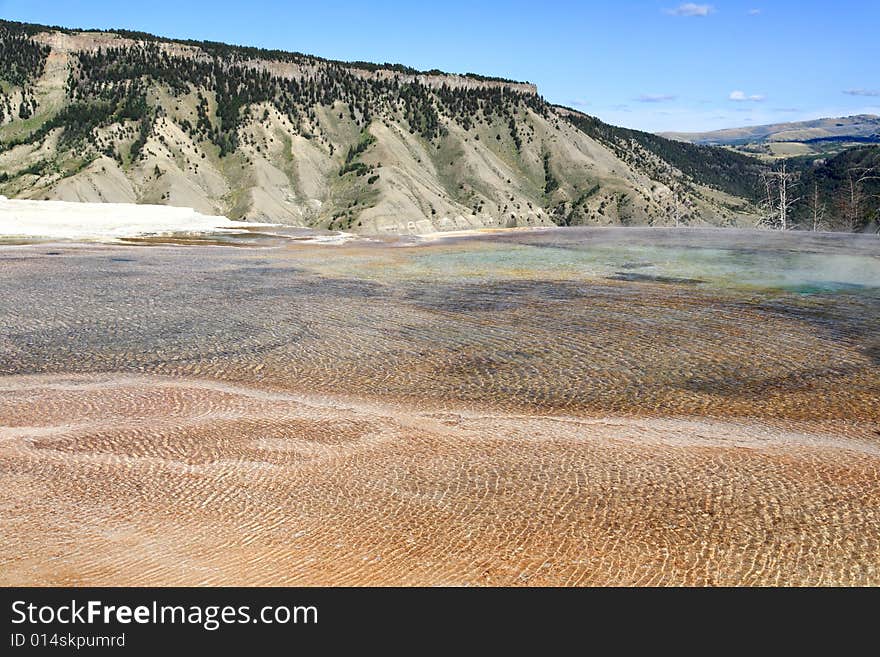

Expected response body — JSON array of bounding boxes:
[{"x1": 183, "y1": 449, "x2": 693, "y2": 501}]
[
  {"x1": 768, "y1": 161, "x2": 800, "y2": 230},
  {"x1": 837, "y1": 165, "x2": 880, "y2": 232},
  {"x1": 869, "y1": 187, "x2": 880, "y2": 235},
  {"x1": 755, "y1": 169, "x2": 776, "y2": 229},
  {"x1": 757, "y1": 162, "x2": 800, "y2": 230},
  {"x1": 806, "y1": 180, "x2": 827, "y2": 231},
  {"x1": 874, "y1": 197, "x2": 880, "y2": 235},
  {"x1": 666, "y1": 177, "x2": 683, "y2": 227},
  {"x1": 871, "y1": 196, "x2": 880, "y2": 235}
]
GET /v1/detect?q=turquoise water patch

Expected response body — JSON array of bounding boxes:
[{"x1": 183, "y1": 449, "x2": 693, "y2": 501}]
[
  {"x1": 262, "y1": 227, "x2": 880, "y2": 300},
  {"x1": 784, "y1": 281, "x2": 870, "y2": 295}
]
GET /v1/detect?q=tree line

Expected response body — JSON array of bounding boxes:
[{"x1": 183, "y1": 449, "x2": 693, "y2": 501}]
[
  {"x1": 1, "y1": 19, "x2": 544, "y2": 160},
  {"x1": 757, "y1": 147, "x2": 880, "y2": 233}
]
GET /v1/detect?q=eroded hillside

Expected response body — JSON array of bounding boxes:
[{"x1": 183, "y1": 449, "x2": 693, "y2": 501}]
[{"x1": 0, "y1": 20, "x2": 760, "y2": 233}]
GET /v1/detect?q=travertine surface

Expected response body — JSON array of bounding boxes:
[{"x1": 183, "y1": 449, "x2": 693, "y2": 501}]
[{"x1": 1, "y1": 227, "x2": 878, "y2": 585}]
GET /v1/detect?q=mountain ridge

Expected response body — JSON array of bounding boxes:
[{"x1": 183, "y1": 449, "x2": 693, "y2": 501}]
[
  {"x1": 660, "y1": 114, "x2": 880, "y2": 146},
  {"x1": 3, "y1": 18, "x2": 535, "y2": 88},
  {"x1": 0, "y1": 19, "x2": 772, "y2": 233}
]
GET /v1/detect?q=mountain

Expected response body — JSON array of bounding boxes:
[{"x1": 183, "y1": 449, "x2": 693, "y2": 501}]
[
  {"x1": 0, "y1": 19, "x2": 769, "y2": 233},
  {"x1": 660, "y1": 115, "x2": 880, "y2": 146},
  {"x1": 661, "y1": 115, "x2": 880, "y2": 160}
]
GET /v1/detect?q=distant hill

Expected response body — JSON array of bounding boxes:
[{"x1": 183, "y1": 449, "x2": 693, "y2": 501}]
[
  {"x1": 660, "y1": 115, "x2": 880, "y2": 162},
  {"x1": 660, "y1": 115, "x2": 880, "y2": 146}
]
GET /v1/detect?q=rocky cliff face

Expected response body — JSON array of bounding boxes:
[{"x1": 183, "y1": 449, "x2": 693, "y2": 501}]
[{"x1": 0, "y1": 20, "x2": 757, "y2": 234}]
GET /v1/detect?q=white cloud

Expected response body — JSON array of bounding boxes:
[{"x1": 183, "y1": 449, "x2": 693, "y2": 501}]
[
  {"x1": 636, "y1": 94, "x2": 677, "y2": 103},
  {"x1": 666, "y1": 3, "x2": 714, "y2": 16},
  {"x1": 729, "y1": 90, "x2": 765, "y2": 102},
  {"x1": 843, "y1": 88, "x2": 880, "y2": 97},
  {"x1": 569, "y1": 98, "x2": 591, "y2": 108},
  {"x1": 747, "y1": 9, "x2": 762, "y2": 15}
]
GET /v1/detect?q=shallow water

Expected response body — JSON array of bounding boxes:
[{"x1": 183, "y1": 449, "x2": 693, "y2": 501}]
[
  {"x1": 1, "y1": 227, "x2": 879, "y2": 586},
  {"x1": 1, "y1": 227, "x2": 877, "y2": 420}
]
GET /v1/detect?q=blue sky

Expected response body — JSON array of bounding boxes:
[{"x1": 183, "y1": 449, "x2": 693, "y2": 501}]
[{"x1": 2, "y1": 0, "x2": 878, "y2": 132}]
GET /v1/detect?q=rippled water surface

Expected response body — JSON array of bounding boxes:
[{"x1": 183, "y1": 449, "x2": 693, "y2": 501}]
[
  {"x1": 1, "y1": 227, "x2": 879, "y2": 585},
  {"x1": 3, "y1": 227, "x2": 877, "y2": 418}
]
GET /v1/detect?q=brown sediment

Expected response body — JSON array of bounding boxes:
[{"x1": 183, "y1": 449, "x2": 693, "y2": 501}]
[
  {"x1": 1, "y1": 228, "x2": 878, "y2": 586},
  {"x1": 1, "y1": 374, "x2": 878, "y2": 587}
]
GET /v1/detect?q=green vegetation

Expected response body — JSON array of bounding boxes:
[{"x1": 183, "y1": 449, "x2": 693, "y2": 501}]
[
  {"x1": 1, "y1": 18, "x2": 528, "y2": 87},
  {"x1": 339, "y1": 131, "x2": 376, "y2": 176},
  {"x1": 0, "y1": 17, "x2": 549, "y2": 213},
  {"x1": 128, "y1": 111, "x2": 153, "y2": 162},
  {"x1": 56, "y1": 34, "x2": 543, "y2": 157},
  {"x1": 18, "y1": 159, "x2": 49, "y2": 177},
  {"x1": 543, "y1": 152, "x2": 559, "y2": 194},
  {"x1": 791, "y1": 146, "x2": 880, "y2": 231},
  {"x1": 562, "y1": 108, "x2": 763, "y2": 200},
  {"x1": 0, "y1": 97, "x2": 151, "y2": 157},
  {"x1": 0, "y1": 23, "x2": 50, "y2": 87},
  {"x1": 575, "y1": 184, "x2": 601, "y2": 205}
]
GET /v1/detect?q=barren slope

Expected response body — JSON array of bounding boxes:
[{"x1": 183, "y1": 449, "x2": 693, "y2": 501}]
[{"x1": 0, "y1": 20, "x2": 760, "y2": 233}]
